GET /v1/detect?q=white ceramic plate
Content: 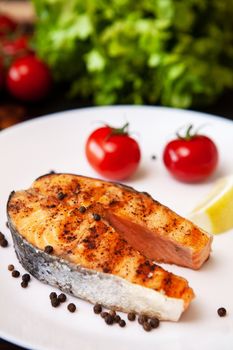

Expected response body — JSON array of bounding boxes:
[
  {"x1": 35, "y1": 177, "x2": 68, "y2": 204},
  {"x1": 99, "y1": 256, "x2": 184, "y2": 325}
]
[{"x1": 0, "y1": 106, "x2": 233, "y2": 350}]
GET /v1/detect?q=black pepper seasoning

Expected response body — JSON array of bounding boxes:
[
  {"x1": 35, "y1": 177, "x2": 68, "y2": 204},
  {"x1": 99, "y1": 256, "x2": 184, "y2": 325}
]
[
  {"x1": 21, "y1": 281, "x2": 28, "y2": 288},
  {"x1": 93, "y1": 304, "x2": 102, "y2": 314},
  {"x1": 57, "y1": 192, "x2": 66, "y2": 200},
  {"x1": 109, "y1": 310, "x2": 116, "y2": 317},
  {"x1": 51, "y1": 298, "x2": 60, "y2": 308},
  {"x1": 143, "y1": 322, "x2": 152, "y2": 332},
  {"x1": 93, "y1": 213, "x2": 101, "y2": 221},
  {"x1": 22, "y1": 274, "x2": 31, "y2": 283},
  {"x1": 58, "y1": 293, "x2": 67, "y2": 303},
  {"x1": 50, "y1": 292, "x2": 57, "y2": 300},
  {"x1": 8, "y1": 264, "x2": 14, "y2": 271},
  {"x1": 217, "y1": 307, "x2": 227, "y2": 317},
  {"x1": 12, "y1": 270, "x2": 20, "y2": 278},
  {"x1": 114, "y1": 315, "x2": 121, "y2": 323},
  {"x1": 127, "y1": 312, "x2": 136, "y2": 321},
  {"x1": 44, "y1": 245, "x2": 54, "y2": 254},
  {"x1": 79, "y1": 206, "x2": 86, "y2": 213},
  {"x1": 150, "y1": 317, "x2": 160, "y2": 328},
  {"x1": 151, "y1": 155, "x2": 157, "y2": 160},
  {"x1": 119, "y1": 319, "x2": 126, "y2": 328},
  {"x1": 67, "y1": 303, "x2": 76, "y2": 313},
  {"x1": 0, "y1": 238, "x2": 8, "y2": 247},
  {"x1": 101, "y1": 311, "x2": 108, "y2": 319},
  {"x1": 138, "y1": 314, "x2": 148, "y2": 325},
  {"x1": 105, "y1": 314, "x2": 114, "y2": 325}
]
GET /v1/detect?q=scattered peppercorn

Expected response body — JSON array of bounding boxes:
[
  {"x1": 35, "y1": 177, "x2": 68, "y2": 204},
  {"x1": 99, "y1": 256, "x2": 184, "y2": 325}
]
[
  {"x1": 114, "y1": 315, "x2": 121, "y2": 323},
  {"x1": 8, "y1": 264, "x2": 14, "y2": 271},
  {"x1": 217, "y1": 307, "x2": 227, "y2": 317},
  {"x1": 67, "y1": 303, "x2": 76, "y2": 313},
  {"x1": 49, "y1": 170, "x2": 56, "y2": 174},
  {"x1": 138, "y1": 314, "x2": 148, "y2": 325},
  {"x1": 109, "y1": 310, "x2": 116, "y2": 317},
  {"x1": 0, "y1": 238, "x2": 8, "y2": 247},
  {"x1": 22, "y1": 274, "x2": 31, "y2": 283},
  {"x1": 57, "y1": 192, "x2": 66, "y2": 200},
  {"x1": 12, "y1": 270, "x2": 20, "y2": 278},
  {"x1": 101, "y1": 311, "x2": 108, "y2": 319},
  {"x1": 150, "y1": 317, "x2": 160, "y2": 329},
  {"x1": 93, "y1": 303, "x2": 102, "y2": 314},
  {"x1": 105, "y1": 314, "x2": 114, "y2": 325},
  {"x1": 44, "y1": 245, "x2": 53, "y2": 254},
  {"x1": 93, "y1": 213, "x2": 101, "y2": 221},
  {"x1": 79, "y1": 206, "x2": 86, "y2": 213},
  {"x1": 143, "y1": 322, "x2": 152, "y2": 332},
  {"x1": 119, "y1": 319, "x2": 126, "y2": 328},
  {"x1": 151, "y1": 155, "x2": 157, "y2": 160},
  {"x1": 51, "y1": 298, "x2": 60, "y2": 308},
  {"x1": 127, "y1": 312, "x2": 136, "y2": 321},
  {"x1": 58, "y1": 293, "x2": 67, "y2": 303},
  {"x1": 21, "y1": 281, "x2": 28, "y2": 288},
  {"x1": 50, "y1": 292, "x2": 57, "y2": 300}
]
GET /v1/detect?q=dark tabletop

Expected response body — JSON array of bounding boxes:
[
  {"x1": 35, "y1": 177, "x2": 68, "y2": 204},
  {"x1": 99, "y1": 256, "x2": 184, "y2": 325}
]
[{"x1": 0, "y1": 88, "x2": 233, "y2": 350}]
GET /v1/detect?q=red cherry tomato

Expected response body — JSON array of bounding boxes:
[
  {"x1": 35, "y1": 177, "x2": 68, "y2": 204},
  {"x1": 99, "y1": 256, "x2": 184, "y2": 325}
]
[
  {"x1": 163, "y1": 125, "x2": 219, "y2": 183},
  {"x1": 85, "y1": 123, "x2": 141, "y2": 180},
  {"x1": 6, "y1": 55, "x2": 52, "y2": 101},
  {"x1": 1, "y1": 35, "x2": 32, "y2": 57},
  {"x1": 0, "y1": 15, "x2": 17, "y2": 36}
]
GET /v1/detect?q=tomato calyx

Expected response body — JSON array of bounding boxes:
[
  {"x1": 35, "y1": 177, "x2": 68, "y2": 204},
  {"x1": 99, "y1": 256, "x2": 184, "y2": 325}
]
[
  {"x1": 176, "y1": 124, "x2": 197, "y2": 141},
  {"x1": 109, "y1": 122, "x2": 129, "y2": 136}
]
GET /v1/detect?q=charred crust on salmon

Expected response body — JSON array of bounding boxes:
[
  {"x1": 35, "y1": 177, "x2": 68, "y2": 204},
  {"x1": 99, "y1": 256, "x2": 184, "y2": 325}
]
[{"x1": 6, "y1": 173, "x2": 209, "y2": 321}]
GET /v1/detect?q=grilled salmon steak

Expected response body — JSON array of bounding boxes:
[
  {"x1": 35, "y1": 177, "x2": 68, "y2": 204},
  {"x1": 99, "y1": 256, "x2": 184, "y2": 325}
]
[{"x1": 7, "y1": 173, "x2": 209, "y2": 320}]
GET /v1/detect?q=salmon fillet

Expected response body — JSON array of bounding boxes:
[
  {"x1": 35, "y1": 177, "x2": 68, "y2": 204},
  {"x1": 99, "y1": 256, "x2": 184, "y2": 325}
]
[{"x1": 7, "y1": 173, "x2": 197, "y2": 321}]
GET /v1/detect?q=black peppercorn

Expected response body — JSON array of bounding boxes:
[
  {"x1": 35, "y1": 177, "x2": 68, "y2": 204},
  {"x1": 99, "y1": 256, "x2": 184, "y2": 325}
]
[
  {"x1": 138, "y1": 314, "x2": 147, "y2": 325},
  {"x1": 51, "y1": 298, "x2": 60, "y2": 308},
  {"x1": 12, "y1": 270, "x2": 20, "y2": 278},
  {"x1": 79, "y1": 206, "x2": 86, "y2": 213},
  {"x1": 21, "y1": 281, "x2": 28, "y2": 288},
  {"x1": 67, "y1": 303, "x2": 76, "y2": 313},
  {"x1": 0, "y1": 238, "x2": 8, "y2": 247},
  {"x1": 105, "y1": 314, "x2": 114, "y2": 325},
  {"x1": 217, "y1": 307, "x2": 227, "y2": 317},
  {"x1": 50, "y1": 292, "x2": 57, "y2": 300},
  {"x1": 143, "y1": 322, "x2": 152, "y2": 332},
  {"x1": 22, "y1": 274, "x2": 31, "y2": 283},
  {"x1": 150, "y1": 317, "x2": 160, "y2": 328},
  {"x1": 93, "y1": 213, "x2": 101, "y2": 221},
  {"x1": 101, "y1": 311, "x2": 108, "y2": 319},
  {"x1": 58, "y1": 293, "x2": 67, "y2": 303},
  {"x1": 44, "y1": 245, "x2": 53, "y2": 254},
  {"x1": 127, "y1": 312, "x2": 136, "y2": 321},
  {"x1": 114, "y1": 315, "x2": 121, "y2": 323},
  {"x1": 8, "y1": 264, "x2": 14, "y2": 271},
  {"x1": 93, "y1": 303, "x2": 102, "y2": 314},
  {"x1": 57, "y1": 192, "x2": 66, "y2": 200},
  {"x1": 119, "y1": 319, "x2": 126, "y2": 328}
]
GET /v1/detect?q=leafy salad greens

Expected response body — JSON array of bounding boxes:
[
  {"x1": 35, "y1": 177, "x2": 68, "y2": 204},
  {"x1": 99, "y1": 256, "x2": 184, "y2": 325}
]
[{"x1": 32, "y1": 0, "x2": 233, "y2": 107}]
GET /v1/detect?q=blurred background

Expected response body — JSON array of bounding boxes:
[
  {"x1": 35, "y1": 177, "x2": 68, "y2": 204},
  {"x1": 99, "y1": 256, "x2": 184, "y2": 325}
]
[
  {"x1": 0, "y1": 1, "x2": 232, "y2": 348},
  {"x1": 0, "y1": 0, "x2": 233, "y2": 132}
]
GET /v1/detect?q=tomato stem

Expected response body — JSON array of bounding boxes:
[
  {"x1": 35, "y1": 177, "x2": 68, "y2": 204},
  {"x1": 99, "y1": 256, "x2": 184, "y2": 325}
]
[
  {"x1": 176, "y1": 124, "x2": 195, "y2": 140},
  {"x1": 109, "y1": 122, "x2": 129, "y2": 136}
]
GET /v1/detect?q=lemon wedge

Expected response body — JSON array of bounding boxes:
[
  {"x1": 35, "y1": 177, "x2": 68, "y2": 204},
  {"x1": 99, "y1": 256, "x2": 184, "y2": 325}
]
[{"x1": 189, "y1": 175, "x2": 233, "y2": 234}]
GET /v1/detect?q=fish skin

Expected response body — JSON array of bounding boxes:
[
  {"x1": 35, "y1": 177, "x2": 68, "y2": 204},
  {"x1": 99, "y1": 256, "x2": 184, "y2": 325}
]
[
  {"x1": 9, "y1": 219, "x2": 184, "y2": 321},
  {"x1": 7, "y1": 173, "x2": 196, "y2": 321}
]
